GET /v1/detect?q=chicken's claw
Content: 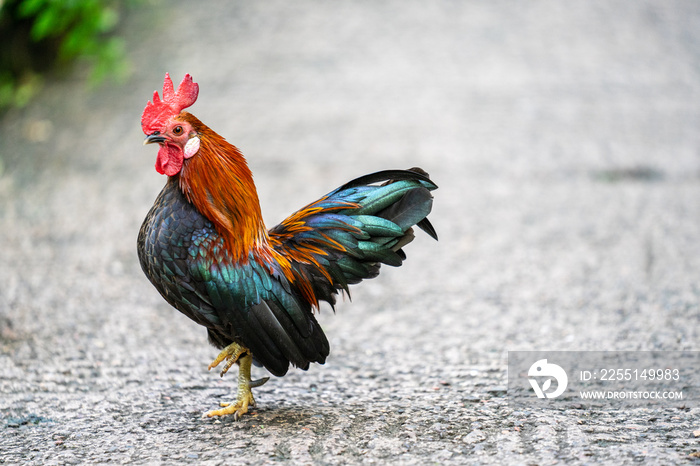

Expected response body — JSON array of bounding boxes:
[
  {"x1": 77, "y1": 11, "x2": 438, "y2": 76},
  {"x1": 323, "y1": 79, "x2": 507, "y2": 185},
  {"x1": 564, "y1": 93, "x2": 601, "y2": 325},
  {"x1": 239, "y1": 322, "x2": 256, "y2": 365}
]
[
  {"x1": 206, "y1": 396, "x2": 254, "y2": 420},
  {"x1": 208, "y1": 342, "x2": 247, "y2": 377},
  {"x1": 205, "y1": 352, "x2": 265, "y2": 420}
]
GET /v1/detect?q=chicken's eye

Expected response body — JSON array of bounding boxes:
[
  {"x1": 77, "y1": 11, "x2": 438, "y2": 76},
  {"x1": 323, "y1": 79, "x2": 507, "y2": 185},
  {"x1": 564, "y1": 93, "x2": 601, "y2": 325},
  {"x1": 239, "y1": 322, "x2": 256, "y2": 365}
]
[{"x1": 173, "y1": 126, "x2": 183, "y2": 135}]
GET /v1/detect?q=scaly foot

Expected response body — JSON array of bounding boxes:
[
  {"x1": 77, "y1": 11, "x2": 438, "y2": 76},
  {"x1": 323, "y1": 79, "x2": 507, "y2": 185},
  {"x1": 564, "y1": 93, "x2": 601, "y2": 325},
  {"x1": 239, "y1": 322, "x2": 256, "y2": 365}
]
[
  {"x1": 205, "y1": 352, "x2": 269, "y2": 420},
  {"x1": 208, "y1": 342, "x2": 247, "y2": 377}
]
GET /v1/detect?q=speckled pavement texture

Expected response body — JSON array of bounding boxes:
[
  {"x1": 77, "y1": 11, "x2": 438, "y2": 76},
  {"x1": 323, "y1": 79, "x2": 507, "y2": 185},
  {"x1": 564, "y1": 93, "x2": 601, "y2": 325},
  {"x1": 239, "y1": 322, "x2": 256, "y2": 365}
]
[{"x1": 1, "y1": 1, "x2": 699, "y2": 464}]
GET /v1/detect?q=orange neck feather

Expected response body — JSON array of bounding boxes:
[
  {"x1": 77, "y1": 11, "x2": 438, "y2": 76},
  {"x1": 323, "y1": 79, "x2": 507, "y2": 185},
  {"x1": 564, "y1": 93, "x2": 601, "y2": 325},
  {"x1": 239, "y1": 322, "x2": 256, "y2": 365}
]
[
  {"x1": 173, "y1": 113, "x2": 326, "y2": 307},
  {"x1": 177, "y1": 113, "x2": 269, "y2": 263}
]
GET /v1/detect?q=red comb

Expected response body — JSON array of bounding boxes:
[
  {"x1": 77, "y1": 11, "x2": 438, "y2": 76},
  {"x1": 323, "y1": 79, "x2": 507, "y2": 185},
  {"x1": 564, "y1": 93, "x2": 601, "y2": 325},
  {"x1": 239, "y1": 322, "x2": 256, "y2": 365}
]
[{"x1": 141, "y1": 73, "x2": 199, "y2": 134}]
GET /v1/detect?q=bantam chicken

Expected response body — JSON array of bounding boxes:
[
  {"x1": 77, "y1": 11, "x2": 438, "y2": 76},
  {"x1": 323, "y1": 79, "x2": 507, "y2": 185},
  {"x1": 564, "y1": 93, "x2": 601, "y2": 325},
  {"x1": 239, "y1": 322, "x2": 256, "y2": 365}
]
[{"x1": 138, "y1": 73, "x2": 437, "y2": 419}]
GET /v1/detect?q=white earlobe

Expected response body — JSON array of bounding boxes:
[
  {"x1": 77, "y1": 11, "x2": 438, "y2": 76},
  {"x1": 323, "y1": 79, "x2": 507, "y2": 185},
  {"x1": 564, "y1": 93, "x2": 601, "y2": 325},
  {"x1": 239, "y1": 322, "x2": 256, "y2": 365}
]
[{"x1": 184, "y1": 136, "x2": 200, "y2": 159}]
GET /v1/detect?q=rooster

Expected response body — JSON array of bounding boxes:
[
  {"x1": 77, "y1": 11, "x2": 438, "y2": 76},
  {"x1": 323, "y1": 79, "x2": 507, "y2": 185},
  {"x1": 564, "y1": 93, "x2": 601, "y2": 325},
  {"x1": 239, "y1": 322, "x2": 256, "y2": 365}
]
[{"x1": 138, "y1": 73, "x2": 437, "y2": 419}]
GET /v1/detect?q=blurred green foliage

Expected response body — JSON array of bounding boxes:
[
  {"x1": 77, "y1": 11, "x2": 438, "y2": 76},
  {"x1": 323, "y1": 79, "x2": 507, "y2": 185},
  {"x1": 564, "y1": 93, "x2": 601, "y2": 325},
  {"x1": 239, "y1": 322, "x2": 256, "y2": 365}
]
[{"x1": 0, "y1": 0, "x2": 133, "y2": 111}]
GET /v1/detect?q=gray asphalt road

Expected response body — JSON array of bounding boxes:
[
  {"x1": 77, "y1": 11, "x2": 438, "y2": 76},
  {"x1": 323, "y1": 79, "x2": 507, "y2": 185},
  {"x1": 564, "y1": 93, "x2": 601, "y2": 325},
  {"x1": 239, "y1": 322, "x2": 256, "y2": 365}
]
[{"x1": 1, "y1": 1, "x2": 699, "y2": 464}]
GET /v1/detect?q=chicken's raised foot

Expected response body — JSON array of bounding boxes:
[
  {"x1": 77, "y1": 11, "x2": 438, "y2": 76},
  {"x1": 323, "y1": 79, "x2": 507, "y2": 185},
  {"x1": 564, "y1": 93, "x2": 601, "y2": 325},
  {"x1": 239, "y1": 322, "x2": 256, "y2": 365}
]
[{"x1": 208, "y1": 342, "x2": 247, "y2": 377}]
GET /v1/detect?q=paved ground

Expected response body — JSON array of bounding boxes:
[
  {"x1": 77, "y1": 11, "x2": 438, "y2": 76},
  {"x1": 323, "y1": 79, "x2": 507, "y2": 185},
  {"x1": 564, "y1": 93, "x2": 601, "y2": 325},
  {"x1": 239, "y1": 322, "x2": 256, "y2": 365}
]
[{"x1": 1, "y1": 0, "x2": 699, "y2": 464}]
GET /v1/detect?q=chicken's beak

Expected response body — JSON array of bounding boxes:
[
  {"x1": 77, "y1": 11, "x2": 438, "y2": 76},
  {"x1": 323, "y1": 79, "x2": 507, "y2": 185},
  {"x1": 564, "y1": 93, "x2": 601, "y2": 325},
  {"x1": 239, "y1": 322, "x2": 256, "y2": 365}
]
[{"x1": 144, "y1": 134, "x2": 167, "y2": 145}]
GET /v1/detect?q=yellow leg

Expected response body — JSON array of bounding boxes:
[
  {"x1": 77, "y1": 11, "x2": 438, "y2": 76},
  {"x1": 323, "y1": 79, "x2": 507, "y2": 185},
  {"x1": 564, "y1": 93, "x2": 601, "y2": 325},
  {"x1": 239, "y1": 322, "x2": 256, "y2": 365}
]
[{"x1": 206, "y1": 344, "x2": 269, "y2": 420}]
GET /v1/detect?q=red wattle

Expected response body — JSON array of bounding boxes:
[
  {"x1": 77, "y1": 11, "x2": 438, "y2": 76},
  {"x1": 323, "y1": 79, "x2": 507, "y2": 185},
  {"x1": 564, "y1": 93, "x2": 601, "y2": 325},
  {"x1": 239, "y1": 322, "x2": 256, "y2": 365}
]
[{"x1": 155, "y1": 144, "x2": 184, "y2": 176}]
